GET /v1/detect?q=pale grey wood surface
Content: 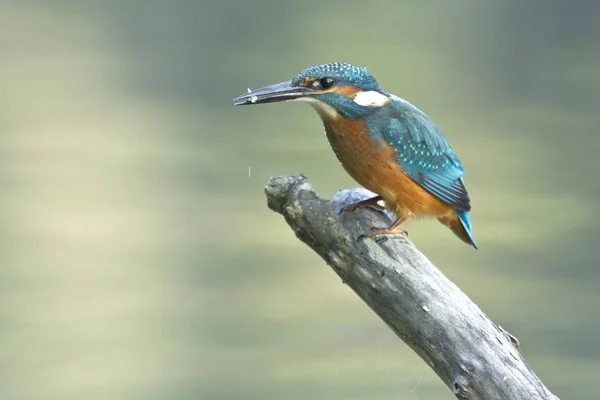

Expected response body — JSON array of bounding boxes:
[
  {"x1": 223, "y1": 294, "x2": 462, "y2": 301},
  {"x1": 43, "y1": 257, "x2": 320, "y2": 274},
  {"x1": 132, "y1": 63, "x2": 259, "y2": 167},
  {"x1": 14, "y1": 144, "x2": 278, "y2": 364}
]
[{"x1": 265, "y1": 175, "x2": 559, "y2": 400}]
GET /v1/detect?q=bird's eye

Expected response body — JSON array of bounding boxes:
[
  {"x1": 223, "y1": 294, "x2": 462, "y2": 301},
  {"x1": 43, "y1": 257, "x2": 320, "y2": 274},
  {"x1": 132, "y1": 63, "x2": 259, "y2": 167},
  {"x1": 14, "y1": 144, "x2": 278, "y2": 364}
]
[{"x1": 313, "y1": 77, "x2": 334, "y2": 90}]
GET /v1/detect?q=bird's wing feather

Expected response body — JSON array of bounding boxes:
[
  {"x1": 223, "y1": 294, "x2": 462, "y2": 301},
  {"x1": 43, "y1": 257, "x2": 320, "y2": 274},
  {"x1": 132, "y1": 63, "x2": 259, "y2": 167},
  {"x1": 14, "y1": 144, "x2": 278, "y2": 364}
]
[{"x1": 380, "y1": 99, "x2": 471, "y2": 211}]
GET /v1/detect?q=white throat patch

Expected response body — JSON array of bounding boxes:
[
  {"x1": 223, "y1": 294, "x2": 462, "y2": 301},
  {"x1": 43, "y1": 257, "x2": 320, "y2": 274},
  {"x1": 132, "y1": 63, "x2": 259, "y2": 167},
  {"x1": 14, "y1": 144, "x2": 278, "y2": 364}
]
[
  {"x1": 353, "y1": 90, "x2": 390, "y2": 107},
  {"x1": 295, "y1": 97, "x2": 340, "y2": 119}
]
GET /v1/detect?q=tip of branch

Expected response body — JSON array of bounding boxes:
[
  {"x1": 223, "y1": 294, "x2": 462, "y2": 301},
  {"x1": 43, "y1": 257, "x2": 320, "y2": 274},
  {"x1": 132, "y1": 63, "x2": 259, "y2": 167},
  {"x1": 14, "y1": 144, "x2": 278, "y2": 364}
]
[{"x1": 264, "y1": 174, "x2": 310, "y2": 214}]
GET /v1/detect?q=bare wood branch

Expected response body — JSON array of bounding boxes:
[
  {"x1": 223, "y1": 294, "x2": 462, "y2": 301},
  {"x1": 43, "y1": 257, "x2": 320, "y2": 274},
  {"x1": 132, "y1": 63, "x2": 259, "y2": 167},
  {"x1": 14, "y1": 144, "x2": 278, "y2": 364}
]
[{"x1": 265, "y1": 175, "x2": 559, "y2": 400}]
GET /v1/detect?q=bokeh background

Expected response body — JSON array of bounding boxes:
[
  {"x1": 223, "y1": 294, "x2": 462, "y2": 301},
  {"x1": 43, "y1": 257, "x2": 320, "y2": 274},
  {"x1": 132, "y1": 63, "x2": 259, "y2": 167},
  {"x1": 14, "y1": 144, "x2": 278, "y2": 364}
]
[{"x1": 1, "y1": 1, "x2": 599, "y2": 399}]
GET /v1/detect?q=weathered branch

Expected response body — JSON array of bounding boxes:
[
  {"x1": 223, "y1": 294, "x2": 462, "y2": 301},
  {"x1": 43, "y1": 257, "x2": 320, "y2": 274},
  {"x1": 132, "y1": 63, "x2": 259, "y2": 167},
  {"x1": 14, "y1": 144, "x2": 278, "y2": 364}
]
[{"x1": 265, "y1": 175, "x2": 558, "y2": 400}]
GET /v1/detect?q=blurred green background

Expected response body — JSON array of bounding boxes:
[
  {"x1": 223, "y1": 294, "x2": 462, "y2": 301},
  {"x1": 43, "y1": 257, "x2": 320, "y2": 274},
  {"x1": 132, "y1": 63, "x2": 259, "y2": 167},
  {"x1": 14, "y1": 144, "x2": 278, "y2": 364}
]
[{"x1": 1, "y1": 1, "x2": 599, "y2": 399}]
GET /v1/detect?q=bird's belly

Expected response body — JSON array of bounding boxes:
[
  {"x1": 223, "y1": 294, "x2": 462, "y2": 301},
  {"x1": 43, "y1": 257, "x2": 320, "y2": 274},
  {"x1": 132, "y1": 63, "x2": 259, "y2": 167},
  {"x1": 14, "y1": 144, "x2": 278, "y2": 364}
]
[{"x1": 324, "y1": 120, "x2": 452, "y2": 219}]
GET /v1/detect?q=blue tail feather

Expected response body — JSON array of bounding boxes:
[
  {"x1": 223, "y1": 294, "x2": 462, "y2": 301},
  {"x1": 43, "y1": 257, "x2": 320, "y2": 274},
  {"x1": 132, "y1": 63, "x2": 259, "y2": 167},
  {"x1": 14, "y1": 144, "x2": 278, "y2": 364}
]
[{"x1": 457, "y1": 211, "x2": 478, "y2": 249}]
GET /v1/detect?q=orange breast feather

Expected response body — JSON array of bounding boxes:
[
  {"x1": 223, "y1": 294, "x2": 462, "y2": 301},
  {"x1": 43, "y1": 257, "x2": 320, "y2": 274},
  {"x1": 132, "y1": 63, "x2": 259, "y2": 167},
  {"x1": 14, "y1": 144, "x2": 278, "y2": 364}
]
[{"x1": 322, "y1": 117, "x2": 453, "y2": 220}]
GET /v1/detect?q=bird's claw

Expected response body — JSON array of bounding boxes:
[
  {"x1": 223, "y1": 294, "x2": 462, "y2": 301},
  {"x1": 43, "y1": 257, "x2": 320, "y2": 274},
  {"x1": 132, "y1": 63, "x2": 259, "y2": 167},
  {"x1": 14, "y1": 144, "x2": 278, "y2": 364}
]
[
  {"x1": 359, "y1": 226, "x2": 408, "y2": 240},
  {"x1": 339, "y1": 196, "x2": 385, "y2": 215}
]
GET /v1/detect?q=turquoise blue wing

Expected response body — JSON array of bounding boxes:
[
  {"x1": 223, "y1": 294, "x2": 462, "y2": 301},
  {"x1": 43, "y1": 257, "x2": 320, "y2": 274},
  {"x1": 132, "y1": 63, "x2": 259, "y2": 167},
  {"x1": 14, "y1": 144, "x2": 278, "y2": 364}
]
[{"x1": 381, "y1": 105, "x2": 471, "y2": 211}]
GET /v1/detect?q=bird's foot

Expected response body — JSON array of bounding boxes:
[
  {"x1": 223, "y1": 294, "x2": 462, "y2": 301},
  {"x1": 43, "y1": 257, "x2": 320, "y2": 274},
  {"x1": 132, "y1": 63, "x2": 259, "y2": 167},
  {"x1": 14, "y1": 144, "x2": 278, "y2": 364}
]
[
  {"x1": 339, "y1": 196, "x2": 385, "y2": 214},
  {"x1": 360, "y1": 225, "x2": 408, "y2": 240}
]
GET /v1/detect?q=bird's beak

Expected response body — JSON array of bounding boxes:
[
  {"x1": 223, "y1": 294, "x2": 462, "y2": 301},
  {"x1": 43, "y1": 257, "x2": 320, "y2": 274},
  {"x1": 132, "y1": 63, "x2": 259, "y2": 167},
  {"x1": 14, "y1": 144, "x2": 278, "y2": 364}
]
[{"x1": 233, "y1": 80, "x2": 313, "y2": 106}]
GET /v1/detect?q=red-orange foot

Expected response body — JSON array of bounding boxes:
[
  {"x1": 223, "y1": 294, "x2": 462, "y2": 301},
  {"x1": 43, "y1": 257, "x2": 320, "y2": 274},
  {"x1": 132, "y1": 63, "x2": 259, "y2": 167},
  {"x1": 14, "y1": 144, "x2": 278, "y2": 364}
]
[
  {"x1": 339, "y1": 196, "x2": 384, "y2": 214},
  {"x1": 359, "y1": 218, "x2": 408, "y2": 240},
  {"x1": 362, "y1": 226, "x2": 408, "y2": 239}
]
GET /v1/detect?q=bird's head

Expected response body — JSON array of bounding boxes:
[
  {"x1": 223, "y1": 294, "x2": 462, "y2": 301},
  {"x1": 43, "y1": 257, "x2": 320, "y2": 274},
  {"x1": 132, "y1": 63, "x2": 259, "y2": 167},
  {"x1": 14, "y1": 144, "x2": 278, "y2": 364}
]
[{"x1": 234, "y1": 62, "x2": 390, "y2": 119}]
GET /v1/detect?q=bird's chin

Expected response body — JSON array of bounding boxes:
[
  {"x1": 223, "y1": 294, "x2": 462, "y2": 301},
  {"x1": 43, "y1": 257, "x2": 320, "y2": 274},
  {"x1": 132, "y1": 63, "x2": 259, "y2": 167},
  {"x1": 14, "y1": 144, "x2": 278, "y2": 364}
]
[{"x1": 295, "y1": 97, "x2": 340, "y2": 119}]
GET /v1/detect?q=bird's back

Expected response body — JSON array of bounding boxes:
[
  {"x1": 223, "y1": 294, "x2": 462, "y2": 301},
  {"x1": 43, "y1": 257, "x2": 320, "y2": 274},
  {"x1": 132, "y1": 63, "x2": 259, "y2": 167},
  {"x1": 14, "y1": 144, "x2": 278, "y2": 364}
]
[
  {"x1": 370, "y1": 95, "x2": 472, "y2": 213},
  {"x1": 320, "y1": 104, "x2": 456, "y2": 221}
]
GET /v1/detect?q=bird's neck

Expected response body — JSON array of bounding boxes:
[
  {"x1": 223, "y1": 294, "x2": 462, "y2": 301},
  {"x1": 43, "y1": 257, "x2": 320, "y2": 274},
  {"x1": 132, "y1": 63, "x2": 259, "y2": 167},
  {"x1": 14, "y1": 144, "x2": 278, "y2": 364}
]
[{"x1": 314, "y1": 93, "x2": 375, "y2": 119}]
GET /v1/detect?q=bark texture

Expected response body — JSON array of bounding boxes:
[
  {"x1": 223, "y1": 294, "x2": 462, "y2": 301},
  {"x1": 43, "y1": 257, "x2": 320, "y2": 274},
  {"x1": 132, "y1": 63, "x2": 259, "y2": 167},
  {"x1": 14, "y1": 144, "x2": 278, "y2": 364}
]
[{"x1": 265, "y1": 175, "x2": 558, "y2": 400}]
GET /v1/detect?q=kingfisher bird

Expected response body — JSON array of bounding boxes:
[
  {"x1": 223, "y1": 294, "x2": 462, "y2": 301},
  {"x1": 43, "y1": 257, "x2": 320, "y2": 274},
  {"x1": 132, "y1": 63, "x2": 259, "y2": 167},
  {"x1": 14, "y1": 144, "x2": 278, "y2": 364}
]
[{"x1": 234, "y1": 62, "x2": 477, "y2": 249}]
